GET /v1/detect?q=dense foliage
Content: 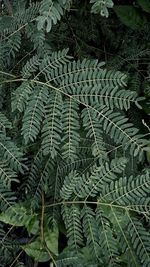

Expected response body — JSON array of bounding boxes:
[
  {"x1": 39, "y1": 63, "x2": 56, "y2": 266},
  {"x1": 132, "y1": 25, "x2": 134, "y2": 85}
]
[{"x1": 0, "y1": 0, "x2": 150, "y2": 266}]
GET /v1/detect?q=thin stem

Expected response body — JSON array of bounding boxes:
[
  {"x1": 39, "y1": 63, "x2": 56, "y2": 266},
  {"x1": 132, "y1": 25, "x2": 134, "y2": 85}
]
[
  {"x1": 40, "y1": 192, "x2": 45, "y2": 243},
  {"x1": 10, "y1": 251, "x2": 23, "y2": 267},
  {"x1": 0, "y1": 225, "x2": 14, "y2": 244},
  {"x1": 45, "y1": 243, "x2": 58, "y2": 267},
  {"x1": 44, "y1": 200, "x2": 150, "y2": 215}
]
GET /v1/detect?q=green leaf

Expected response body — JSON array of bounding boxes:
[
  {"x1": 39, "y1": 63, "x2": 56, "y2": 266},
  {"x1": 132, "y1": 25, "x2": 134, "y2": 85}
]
[
  {"x1": 137, "y1": 0, "x2": 150, "y2": 13},
  {"x1": 0, "y1": 204, "x2": 39, "y2": 234},
  {"x1": 23, "y1": 226, "x2": 58, "y2": 261},
  {"x1": 146, "y1": 140, "x2": 150, "y2": 163},
  {"x1": 114, "y1": 5, "x2": 147, "y2": 29},
  {"x1": 44, "y1": 225, "x2": 59, "y2": 256},
  {"x1": 26, "y1": 216, "x2": 39, "y2": 235},
  {"x1": 22, "y1": 238, "x2": 50, "y2": 262}
]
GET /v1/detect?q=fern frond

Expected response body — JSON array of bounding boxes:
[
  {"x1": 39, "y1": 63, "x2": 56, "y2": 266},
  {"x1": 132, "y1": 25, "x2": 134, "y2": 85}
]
[
  {"x1": 21, "y1": 87, "x2": 48, "y2": 144},
  {"x1": 56, "y1": 251, "x2": 78, "y2": 267},
  {"x1": 0, "y1": 183, "x2": 16, "y2": 211},
  {"x1": 26, "y1": 23, "x2": 45, "y2": 50},
  {"x1": 31, "y1": 156, "x2": 55, "y2": 206},
  {"x1": 1, "y1": 0, "x2": 150, "y2": 265},
  {"x1": 0, "y1": 32, "x2": 21, "y2": 65},
  {"x1": 58, "y1": 155, "x2": 95, "y2": 176},
  {"x1": 49, "y1": 60, "x2": 126, "y2": 90},
  {"x1": 0, "y1": 223, "x2": 18, "y2": 267},
  {"x1": 82, "y1": 108, "x2": 106, "y2": 157},
  {"x1": 62, "y1": 99, "x2": 80, "y2": 161},
  {"x1": 41, "y1": 92, "x2": 62, "y2": 158},
  {"x1": 11, "y1": 82, "x2": 33, "y2": 112},
  {"x1": 96, "y1": 205, "x2": 119, "y2": 266},
  {"x1": 62, "y1": 204, "x2": 83, "y2": 250},
  {"x1": 0, "y1": 161, "x2": 18, "y2": 189},
  {"x1": 37, "y1": 0, "x2": 71, "y2": 33},
  {"x1": 102, "y1": 171, "x2": 150, "y2": 209},
  {"x1": 39, "y1": 48, "x2": 71, "y2": 80},
  {"x1": 25, "y1": 151, "x2": 43, "y2": 194},
  {"x1": 0, "y1": 2, "x2": 39, "y2": 47},
  {"x1": 13, "y1": 3, "x2": 40, "y2": 33},
  {"x1": 90, "y1": 105, "x2": 148, "y2": 160},
  {"x1": 0, "y1": 113, "x2": 12, "y2": 132},
  {"x1": 82, "y1": 205, "x2": 101, "y2": 260},
  {"x1": 0, "y1": 133, "x2": 25, "y2": 173},
  {"x1": 75, "y1": 85, "x2": 142, "y2": 110},
  {"x1": 74, "y1": 157, "x2": 127, "y2": 199},
  {"x1": 60, "y1": 170, "x2": 80, "y2": 200},
  {"x1": 22, "y1": 55, "x2": 40, "y2": 78},
  {"x1": 110, "y1": 207, "x2": 140, "y2": 267},
  {"x1": 90, "y1": 0, "x2": 114, "y2": 18},
  {"x1": 6, "y1": 32, "x2": 21, "y2": 59},
  {"x1": 127, "y1": 216, "x2": 150, "y2": 267}
]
